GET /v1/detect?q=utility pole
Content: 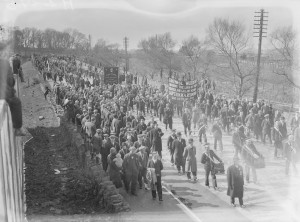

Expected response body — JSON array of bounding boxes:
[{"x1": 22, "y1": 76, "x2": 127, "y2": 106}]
[
  {"x1": 88, "y1": 34, "x2": 92, "y2": 52},
  {"x1": 253, "y1": 9, "x2": 268, "y2": 103},
  {"x1": 123, "y1": 37, "x2": 129, "y2": 73}
]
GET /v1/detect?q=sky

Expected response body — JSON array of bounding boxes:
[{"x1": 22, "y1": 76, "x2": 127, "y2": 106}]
[{"x1": 0, "y1": 0, "x2": 298, "y2": 50}]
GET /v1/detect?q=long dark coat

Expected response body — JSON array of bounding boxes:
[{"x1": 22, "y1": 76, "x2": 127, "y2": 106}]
[
  {"x1": 183, "y1": 145, "x2": 197, "y2": 172},
  {"x1": 149, "y1": 128, "x2": 164, "y2": 152},
  {"x1": 108, "y1": 154, "x2": 122, "y2": 188},
  {"x1": 253, "y1": 114, "x2": 263, "y2": 134},
  {"x1": 172, "y1": 138, "x2": 186, "y2": 166},
  {"x1": 227, "y1": 165, "x2": 244, "y2": 198},
  {"x1": 163, "y1": 108, "x2": 173, "y2": 125}
]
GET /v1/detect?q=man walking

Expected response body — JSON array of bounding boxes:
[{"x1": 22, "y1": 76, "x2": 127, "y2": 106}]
[
  {"x1": 227, "y1": 157, "x2": 245, "y2": 208},
  {"x1": 123, "y1": 146, "x2": 140, "y2": 196},
  {"x1": 172, "y1": 132, "x2": 186, "y2": 175}
]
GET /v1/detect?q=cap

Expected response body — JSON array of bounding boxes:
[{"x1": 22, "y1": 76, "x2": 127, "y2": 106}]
[
  {"x1": 109, "y1": 135, "x2": 117, "y2": 139},
  {"x1": 264, "y1": 114, "x2": 269, "y2": 118},
  {"x1": 110, "y1": 147, "x2": 117, "y2": 154},
  {"x1": 139, "y1": 146, "x2": 146, "y2": 151},
  {"x1": 129, "y1": 146, "x2": 136, "y2": 151},
  {"x1": 203, "y1": 143, "x2": 210, "y2": 148}
]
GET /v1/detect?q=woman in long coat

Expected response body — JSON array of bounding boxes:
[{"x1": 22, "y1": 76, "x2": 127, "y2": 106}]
[{"x1": 183, "y1": 138, "x2": 197, "y2": 182}]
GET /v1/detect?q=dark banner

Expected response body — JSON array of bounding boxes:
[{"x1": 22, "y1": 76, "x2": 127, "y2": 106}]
[
  {"x1": 168, "y1": 77, "x2": 198, "y2": 101},
  {"x1": 104, "y1": 67, "x2": 119, "y2": 85}
]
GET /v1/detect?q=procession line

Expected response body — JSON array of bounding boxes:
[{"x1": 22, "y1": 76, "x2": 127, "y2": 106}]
[{"x1": 162, "y1": 185, "x2": 203, "y2": 222}]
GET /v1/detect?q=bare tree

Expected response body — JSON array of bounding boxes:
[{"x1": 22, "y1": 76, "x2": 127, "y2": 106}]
[
  {"x1": 138, "y1": 32, "x2": 179, "y2": 77},
  {"x1": 92, "y1": 38, "x2": 122, "y2": 66},
  {"x1": 269, "y1": 26, "x2": 299, "y2": 89},
  {"x1": 179, "y1": 35, "x2": 213, "y2": 79},
  {"x1": 207, "y1": 18, "x2": 255, "y2": 98}
]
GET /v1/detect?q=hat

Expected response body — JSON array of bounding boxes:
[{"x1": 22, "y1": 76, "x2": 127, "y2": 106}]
[
  {"x1": 176, "y1": 132, "x2": 182, "y2": 136},
  {"x1": 188, "y1": 138, "x2": 194, "y2": 142},
  {"x1": 246, "y1": 139, "x2": 253, "y2": 145},
  {"x1": 109, "y1": 135, "x2": 117, "y2": 139},
  {"x1": 110, "y1": 147, "x2": 117, "y2": 154},
  {"x1": 129, "y1": 146, "x2": 136, "y2": 151},
  {"x1": 264, "y1": 114, "x2": 269, "y2": 118},
  {"x1": 203, "y1": 143, "x2": 210, "y2": 148},
  {"x1": 103, "y1": 134, "x2": 109, "y2": 137},
  {"x1": 139, "y1": 146, "x2": 146, "y2": 151},
  {"x1": 96, "y1": 129, "x2": 101, "y2": 133}
]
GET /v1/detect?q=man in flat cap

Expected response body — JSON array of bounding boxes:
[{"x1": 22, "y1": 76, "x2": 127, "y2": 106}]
[
  {"x1": 138, "y1": 146, "x2": 149, "y2": 190},
  {"x1": 167, "y1": 129, "x2": 177, "y2": 165},
  {"x1": 134, "y1": 134, "x2": 146, "y2": 150},
  {"x1": 101, "y1": 134, "x2": 112, "y2": 171},
  {"x1": 172, "y1": 132, "x2": 186, "y2": 175},
  {"x1": 92, "y1": 109, "x2": 101, "y2": 129},
  {"x1": 262, "y1": 114, "x2": 272, "y2": 145},
  {"x1": 227, "y1": 157, "x2": 245, "y2": 208},
  {"x1": 149, "y1": 121, "x2": 164, "y2": 158},
  {"x1": 123, "y1": 146, "x2": 141, "y2": 195},
  {"x1": 211, "y1": 118, "x2": 223, "y2": 151},
  {"x1": 110, "y1": 135, "x2": 120, "y2": 152},
  {"x1": 232, "y1": 125, "x2": 246, "y2": 158},
  {"x1": 290, "y1": 112, "x2": 300, "y2": 133},
  {"x1": 136, "y1": 118, "x2": 147, "y2": 135},
  {"x1": 91, "y1": 129, "x2": 102, "y2": 164}
]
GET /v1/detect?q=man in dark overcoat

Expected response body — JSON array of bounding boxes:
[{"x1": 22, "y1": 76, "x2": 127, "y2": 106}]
[
  {"x1": 122, "y1": 146, "x2": 140, "y2": 195},
  {"x1": 172, "y1": 132, "x2": 186, "y2": 174},
  {"x1": 149, "y1": 121, "x2": 164, "y2": 157},
  {"x1": 227, "y1": 157, "x2": 245, "y2": 208},
  {"x1": 167, "y1": 129, "x2": 177, "y2": 165}
]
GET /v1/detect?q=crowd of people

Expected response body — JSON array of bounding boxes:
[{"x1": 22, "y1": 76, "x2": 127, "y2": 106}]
[{"x1": 31, "y1": 53, "x2": 300, "y2": 208}]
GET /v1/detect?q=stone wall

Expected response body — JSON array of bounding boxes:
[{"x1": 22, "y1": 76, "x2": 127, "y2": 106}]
[{"x1": 60, "y1": 117, "x2": 130, "y2": 213}]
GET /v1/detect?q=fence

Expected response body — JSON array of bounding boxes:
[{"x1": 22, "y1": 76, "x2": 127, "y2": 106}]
[{"x1": 0, "y1": 100, "x2": 25, "y2": 222}]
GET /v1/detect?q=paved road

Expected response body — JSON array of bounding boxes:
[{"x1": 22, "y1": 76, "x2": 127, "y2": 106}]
[{"x1": 115, "y1": 110, "x2": 300, "y2": 222}]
